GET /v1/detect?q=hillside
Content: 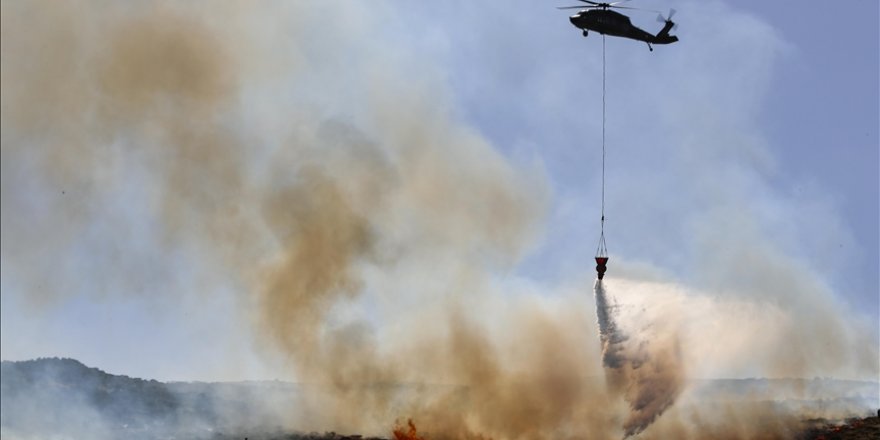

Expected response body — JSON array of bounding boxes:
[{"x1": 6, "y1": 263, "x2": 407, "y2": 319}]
[
  {"x1": 0, "y1": 358, "x2": 310, "y2": 439},
  {"x1": 1, "y1": 358, "x2": 877, "y2": 439}
]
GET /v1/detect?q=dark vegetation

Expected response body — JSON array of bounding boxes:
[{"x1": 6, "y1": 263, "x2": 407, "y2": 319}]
[{"x1": 798, "y1": 415, "x2": 880, "y2": 440}]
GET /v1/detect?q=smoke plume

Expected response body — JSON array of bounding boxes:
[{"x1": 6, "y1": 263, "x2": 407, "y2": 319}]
[{"x1": 2, "y1": 1, "x2": 877, "y2": 439}]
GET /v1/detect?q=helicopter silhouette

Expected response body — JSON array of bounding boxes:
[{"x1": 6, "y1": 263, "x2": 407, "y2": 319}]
[{"x1": 559, "y1": 0, "x2": 678, "y2": 51}]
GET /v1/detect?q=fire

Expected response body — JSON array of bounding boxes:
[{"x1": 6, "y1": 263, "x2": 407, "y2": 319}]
[{"x1": 392, "y1": 418, "x2": 425, "y2": 440}]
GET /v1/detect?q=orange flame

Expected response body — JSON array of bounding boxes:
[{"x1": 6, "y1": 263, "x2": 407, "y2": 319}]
[{"x1": 392, "y1": 418, "x2": 425, "y2": 440}]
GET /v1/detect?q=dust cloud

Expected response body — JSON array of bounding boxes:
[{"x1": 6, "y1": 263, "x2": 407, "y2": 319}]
[{"x1": 1, "y1": 1, "x2": 877, "y2": 439}]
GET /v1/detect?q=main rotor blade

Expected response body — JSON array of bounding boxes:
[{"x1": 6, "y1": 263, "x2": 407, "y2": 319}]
[
  {"x1": 613, "y1": 5, "x2": 661, "y2": 13},
  {"x1": 558, "y1": 1, "x2": 659, "y2": 13},
  {"x1": 576, "y1": 0, "x2": 640, "y2": 9},
  {"x1": 581, "y1": 0, "x2": 632, "y2": 5}
]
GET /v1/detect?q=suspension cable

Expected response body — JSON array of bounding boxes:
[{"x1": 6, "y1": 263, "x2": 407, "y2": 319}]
[
  {"x1": 601, "y1": 34, "x2": 606, "y2": 227},
  {"x1": 597, "y1": 35, "x2": 608, "y2": 258}
]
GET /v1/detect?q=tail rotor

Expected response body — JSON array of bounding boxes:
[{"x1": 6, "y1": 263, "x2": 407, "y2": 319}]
[{"x1": 656, "y1": 8, "x2": 678, "y2": 30}]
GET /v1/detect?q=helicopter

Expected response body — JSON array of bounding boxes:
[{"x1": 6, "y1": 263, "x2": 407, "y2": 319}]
[{"x1": 559, "y1": 0, "x2": 678, "y2": 51}]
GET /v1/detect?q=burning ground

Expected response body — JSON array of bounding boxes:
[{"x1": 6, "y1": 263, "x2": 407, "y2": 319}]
[{"x1": 1, "y1": 1, "x2": 878, "y2": 439}]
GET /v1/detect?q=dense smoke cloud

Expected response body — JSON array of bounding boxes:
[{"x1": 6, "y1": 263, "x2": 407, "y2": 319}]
[{"x1": 2, "y1": 1, "x2": 877, "y2": 439}]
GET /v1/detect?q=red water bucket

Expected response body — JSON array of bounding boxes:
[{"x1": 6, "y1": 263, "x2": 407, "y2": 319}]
[{"x1": 595, "y1": 257, "x2": 608, "y2": 280}]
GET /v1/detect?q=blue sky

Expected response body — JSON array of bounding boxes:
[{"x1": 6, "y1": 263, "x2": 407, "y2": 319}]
[{"x1": 1, "y1": 0, "x2": 877, "y2": 383}]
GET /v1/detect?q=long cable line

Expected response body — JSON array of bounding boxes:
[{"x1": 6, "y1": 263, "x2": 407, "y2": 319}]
[{"x1": 597, "y1": 35, "x2": 608, "y2": 258}]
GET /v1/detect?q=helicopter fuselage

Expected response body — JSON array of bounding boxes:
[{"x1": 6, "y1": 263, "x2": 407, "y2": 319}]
[{"x1": 569, "y1": 9, "x2": 677, "y2": 48}]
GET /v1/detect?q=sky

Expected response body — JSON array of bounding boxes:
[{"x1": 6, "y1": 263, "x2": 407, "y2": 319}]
[{"x1": 1, "y1": 0, "x2": 877, "y2": 387}]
